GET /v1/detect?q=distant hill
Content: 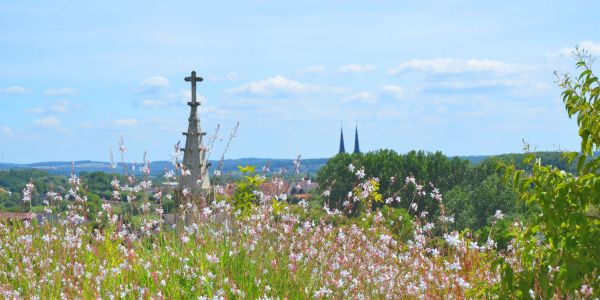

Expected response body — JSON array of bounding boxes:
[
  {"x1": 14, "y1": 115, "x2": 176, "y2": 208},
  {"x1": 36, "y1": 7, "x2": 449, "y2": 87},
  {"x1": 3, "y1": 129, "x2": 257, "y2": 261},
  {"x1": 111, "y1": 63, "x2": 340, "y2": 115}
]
[
  {"x1": 0, "y1": 151, "x2": 576, "y2": 178},
  {"x1": 0, "y1": 158, "x2": 330, "y2": 177}
]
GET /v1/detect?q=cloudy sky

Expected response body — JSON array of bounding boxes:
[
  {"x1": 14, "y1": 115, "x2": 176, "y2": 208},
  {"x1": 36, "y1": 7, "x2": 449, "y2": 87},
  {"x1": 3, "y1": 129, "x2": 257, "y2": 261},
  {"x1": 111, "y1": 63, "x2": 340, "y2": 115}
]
[{"x1": 1, "y1": 1, "x2": 599, "y2": 163}]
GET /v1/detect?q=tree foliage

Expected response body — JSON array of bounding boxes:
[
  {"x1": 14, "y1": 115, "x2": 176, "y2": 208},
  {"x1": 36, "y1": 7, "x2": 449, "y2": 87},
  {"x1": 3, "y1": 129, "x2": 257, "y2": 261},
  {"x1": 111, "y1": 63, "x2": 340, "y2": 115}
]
[
  {"x1": 494, "y1": 50, "x2": 600, "y2": 298},
  {"x1": 316, "y1": 149, "x2": 520, "y2": 231}
]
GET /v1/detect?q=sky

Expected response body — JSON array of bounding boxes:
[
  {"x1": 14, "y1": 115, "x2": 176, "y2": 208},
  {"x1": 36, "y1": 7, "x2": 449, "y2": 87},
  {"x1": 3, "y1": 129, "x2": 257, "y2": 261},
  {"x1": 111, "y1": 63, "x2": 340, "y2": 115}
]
[{"x1": 1, "y1": 0, "x2": 599, "y2": 163}]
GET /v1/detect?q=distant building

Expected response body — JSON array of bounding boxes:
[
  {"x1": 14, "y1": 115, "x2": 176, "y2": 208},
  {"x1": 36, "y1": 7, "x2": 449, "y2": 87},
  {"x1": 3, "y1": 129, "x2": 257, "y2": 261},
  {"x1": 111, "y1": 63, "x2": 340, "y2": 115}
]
[
  {"x1": 288, "y1": 176, "x2": 319, "y2": 202},
  {"x1": 339, "y1": 127, "x2": 346, "y2": 154},
  {"x1": 338, "y1": 125, "x2": 361, "y2": 154},
  {"x1": 354, "y1": 125, "x2": 360, "y2": 154}
]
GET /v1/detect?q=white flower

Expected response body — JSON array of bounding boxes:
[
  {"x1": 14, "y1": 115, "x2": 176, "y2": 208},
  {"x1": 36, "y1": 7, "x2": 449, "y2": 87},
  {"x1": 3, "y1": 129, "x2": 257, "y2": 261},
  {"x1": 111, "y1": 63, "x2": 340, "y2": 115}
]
[
  {"x1": 22, "y1": 182, "x2": 35, "y2": 203},
  {"x1": 203, "y1": 207, "x2": 213, "y2": 216},
  {"x1": 355, "y1": 168, "x2": 366, "y2": 179},
  {"x1": 298, "y1": 200, "x2": 308, "y2": 208},
  {"x1": 439, "y1": 215, "x2": 455, "y2": 223},
  {"x1": 181, "y1": 235, "x2": 190, "y2": 243},
  {"x1": 494, "y1": 210, "x2": 504, "y2": 220},
  {"x1": 379, "y1": 234, "x2": 393, "y2": 245},
  {"x1": 314, "y1": 287, "x2": 332, "y2": 298},
  {"x1": 448, "y1": 260, "x2": 461, "y2": 271},
  {"x1": 456, "y1": 277, "x2": 470, "y2": 288},
  {"x1": 423, "y1": 222, "x2": 434, "y2": 231},
  {"x1": 444, "y1": 232, "x2": 462, "y2": 248},
  {"x1": 322, "y1": 190, "x2": 331, "y2": 197},
  {"x1": 348, "y1": 163, "x2": 355, "y2": 172},
  {"x1": 428, "y1": 248, "x2": 439, "y2": 257},
  {"x1": 410, "y1": 203, "x2": 418, "y2": 211},
  {"x1": 206, "y1": 254, "x2": 219, "y2": 264},
  {"x1": 579, "y1": 284, "x2": 593, "y2": 297},
  {"x1": 127, "y1": 194, "x2": 136, "y2": 202}
]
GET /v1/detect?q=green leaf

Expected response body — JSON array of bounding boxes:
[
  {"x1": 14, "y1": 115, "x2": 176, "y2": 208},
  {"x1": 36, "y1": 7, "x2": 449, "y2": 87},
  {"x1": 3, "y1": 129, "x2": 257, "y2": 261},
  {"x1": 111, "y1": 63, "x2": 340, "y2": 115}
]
[{"x1": 577, "y1": 155, "x2": 587, "y2": 174}]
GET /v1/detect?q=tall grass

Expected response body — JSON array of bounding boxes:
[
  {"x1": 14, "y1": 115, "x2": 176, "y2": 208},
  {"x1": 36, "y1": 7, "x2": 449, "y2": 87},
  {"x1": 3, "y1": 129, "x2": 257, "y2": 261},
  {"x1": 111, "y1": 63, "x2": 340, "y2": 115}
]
[{"x1": 0, "y1": 167, "x2": 501, "y2": 299}]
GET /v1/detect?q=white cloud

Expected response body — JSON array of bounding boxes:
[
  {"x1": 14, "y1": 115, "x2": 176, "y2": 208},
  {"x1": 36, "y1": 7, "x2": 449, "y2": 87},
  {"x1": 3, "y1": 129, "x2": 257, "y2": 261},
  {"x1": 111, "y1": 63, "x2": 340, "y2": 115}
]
[
  {"x1": 1, "y1": 126, "x2": 13, "y2": 135},
  {"x1": 1, "y1": 86, "x2": 28, "y2": 94},
  {"x1": 137, "y1": 76, "x2": 169, "y2": 93},
  {"x1": 381, "y1": 85, "x2": 406, "y2": 100},
  {"x1": 139, "y1": 99, "x2": 168, "y2": 108},
  {"x1": 34, "y1": 116, "x2": 61, "y2": 128},
  {"x1": 27, "y1": 107, "x2": 46, "y2": 114},
  {"x1": 44, "y1": 87, "x2": 78, "y2": 96},
  {"x1": 337, "y1": 64, "x2": 377, "y2": 74},
  {"x1": 331, "y1": 86, "x2": 352, "y2": 94},
  {"x1": 204, "y1": 72, "x2": 244, "y2": 82},
  {"x1": 50, "y1": 103, "x2": 68, "y2": 113},
  {"x1": 299, "y1": 65, "x2": 326, "y2": 75},
  {"x1": 27, "y1": 100, "x2": 72, "y2": 114},
  {"x1": 434, "y1": 79, "x2": 553, "y2": 96},
  {"x1": 388, "y1": 58, "x2": 536, "y2": 75},
  {"x1": 137, "y1": 90, "x2": 205, "y2": 108},
  {"x1": 113, "y1": 118, "x2": 139, "y2": 127},
  {"x1": 547, "y1": 41, "x2": 600, "y2": 58},
  {"x1": 577, "y1": 41, "x2": 600, "y2": 55},
  {"x1": 228, "y1": 76, "x2": 320, "y2": 96},
  {"x1": 342, "y1": 91, "x2": 377, "y2": 104}
]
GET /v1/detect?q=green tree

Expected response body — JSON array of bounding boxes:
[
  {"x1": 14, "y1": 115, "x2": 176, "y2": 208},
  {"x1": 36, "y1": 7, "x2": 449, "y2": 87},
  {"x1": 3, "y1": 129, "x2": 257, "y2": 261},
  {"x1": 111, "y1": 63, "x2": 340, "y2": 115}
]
[
  {"x1": 444, "y1": 185, "x2": 476, "y2": 230},
  {"x1": 494, "y1": 50, "x2": 600, "y2": 298},
  {"x1": 315, "y1": 153, "x2": 357, "y2": 210},
  {"x1": 472, "y1": 174, "x2": 517, "y2": 229}
]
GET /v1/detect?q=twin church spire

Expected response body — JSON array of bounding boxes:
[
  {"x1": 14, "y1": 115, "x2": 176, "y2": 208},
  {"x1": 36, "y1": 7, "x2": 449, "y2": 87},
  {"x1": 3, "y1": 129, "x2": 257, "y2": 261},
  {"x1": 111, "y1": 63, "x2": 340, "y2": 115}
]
[{"x1": 338, "y1": 124, "x2": 360, "y2": 154}]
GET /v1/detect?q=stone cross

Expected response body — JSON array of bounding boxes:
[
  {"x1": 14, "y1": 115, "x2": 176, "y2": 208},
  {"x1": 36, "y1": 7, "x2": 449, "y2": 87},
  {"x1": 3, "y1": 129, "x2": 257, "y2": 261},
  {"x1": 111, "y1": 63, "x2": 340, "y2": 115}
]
[{"x1": 185, "y1": 71, "x2": 203, "y2": 104}]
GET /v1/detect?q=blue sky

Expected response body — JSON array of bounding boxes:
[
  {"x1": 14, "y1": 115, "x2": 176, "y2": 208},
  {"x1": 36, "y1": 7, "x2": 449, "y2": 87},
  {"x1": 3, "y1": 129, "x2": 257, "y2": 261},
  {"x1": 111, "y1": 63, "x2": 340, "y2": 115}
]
[{"x1": 1, "y1": 1, "x2": 599, "y2": 163}]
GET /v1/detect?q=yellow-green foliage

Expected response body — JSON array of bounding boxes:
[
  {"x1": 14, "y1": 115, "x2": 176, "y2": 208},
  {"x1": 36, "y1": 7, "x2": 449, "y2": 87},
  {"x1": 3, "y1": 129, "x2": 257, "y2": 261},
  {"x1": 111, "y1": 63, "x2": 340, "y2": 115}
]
[{"x1": 231, "y1": 165, "x2": 265, "y2": 217}]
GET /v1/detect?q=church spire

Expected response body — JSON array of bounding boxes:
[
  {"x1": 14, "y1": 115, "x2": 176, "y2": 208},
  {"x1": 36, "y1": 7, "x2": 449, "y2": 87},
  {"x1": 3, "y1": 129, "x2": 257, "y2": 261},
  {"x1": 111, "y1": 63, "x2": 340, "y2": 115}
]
[
  {"x1": 179, "y1": 71, "x2": 210, "y2": 194},
  {"x1": 353, "y1": 125, "x2": 360, "y2": 154},
  {"x1": 338, "y1": 126, "x2": 346, "y2": 154}
]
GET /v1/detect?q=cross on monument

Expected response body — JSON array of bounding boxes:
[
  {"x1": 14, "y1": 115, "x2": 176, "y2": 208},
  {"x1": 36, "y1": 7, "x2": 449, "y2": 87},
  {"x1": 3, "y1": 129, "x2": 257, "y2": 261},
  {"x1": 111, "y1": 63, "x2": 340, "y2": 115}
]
[
  {"x1": 179, "y1": 70, "x2": 211, "y2": 195},
  {"x1": 185, "y1": 70, "x2": 203, "y2": 104}
]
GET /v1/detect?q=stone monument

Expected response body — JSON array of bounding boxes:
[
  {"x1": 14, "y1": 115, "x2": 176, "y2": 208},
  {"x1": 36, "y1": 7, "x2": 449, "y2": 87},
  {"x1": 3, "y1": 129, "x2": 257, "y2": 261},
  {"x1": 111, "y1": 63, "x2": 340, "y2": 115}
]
[{"x1": 179, "y1": 71, "x2": 210, "y2": 194}]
